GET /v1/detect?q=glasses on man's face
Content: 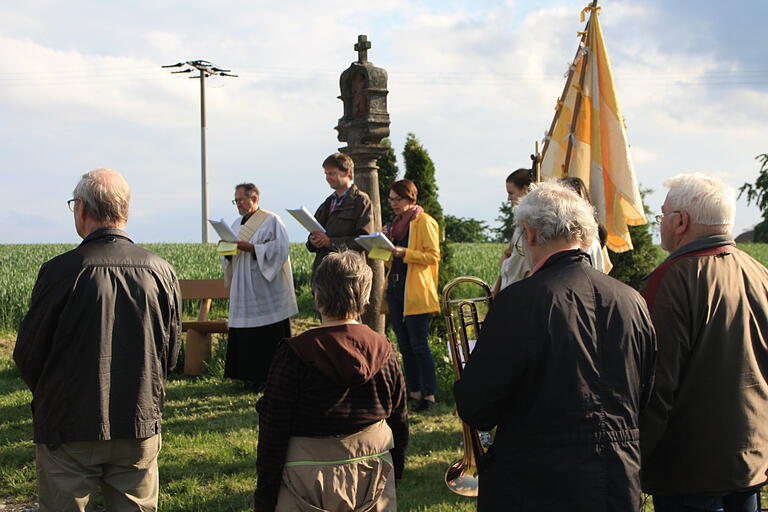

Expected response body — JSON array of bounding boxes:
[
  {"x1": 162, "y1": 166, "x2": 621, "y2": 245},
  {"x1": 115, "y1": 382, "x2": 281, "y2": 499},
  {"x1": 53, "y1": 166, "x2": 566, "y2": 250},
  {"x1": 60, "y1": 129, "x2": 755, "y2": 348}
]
[
  {"x1": 67, "y1": 198, "x2": 78, "y2": 212},
  {"x1": 232, "y1": 197, "x2": 253, "y2": 205},
  {"x1": 654, "y1": 211, "x2": 681, "y2": 223},
  {"x1": 514, "y1": 231, "x2": 525, "y2": 256}
]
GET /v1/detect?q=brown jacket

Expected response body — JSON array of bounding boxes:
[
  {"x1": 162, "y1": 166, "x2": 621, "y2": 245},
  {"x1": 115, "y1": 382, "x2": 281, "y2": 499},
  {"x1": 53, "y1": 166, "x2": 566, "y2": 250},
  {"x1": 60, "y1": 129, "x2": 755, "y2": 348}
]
[
  {"x1": 307, "y1": 184, "x2": 373, "y2": 274},
  {"x1": 640, "y1": 235, "x2": 768, "y2": 495}
]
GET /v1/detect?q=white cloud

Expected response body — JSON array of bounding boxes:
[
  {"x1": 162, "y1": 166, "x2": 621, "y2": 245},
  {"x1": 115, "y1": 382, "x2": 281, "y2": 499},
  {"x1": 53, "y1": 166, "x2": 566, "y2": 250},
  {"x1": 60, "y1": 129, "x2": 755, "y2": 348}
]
[{"x1": 1, "y1": 0, "x2": 766, "y2": 245}]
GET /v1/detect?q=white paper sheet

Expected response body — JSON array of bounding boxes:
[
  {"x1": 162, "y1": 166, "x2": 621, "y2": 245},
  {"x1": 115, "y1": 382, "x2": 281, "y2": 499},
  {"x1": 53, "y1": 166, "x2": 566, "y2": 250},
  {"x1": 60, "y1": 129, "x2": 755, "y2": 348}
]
[
  {"x1": 286, "y1": 207, "x2": 326, "y2": 233},
  {"x1": 208, "y1": 218, "x2": 239, "y2": 242}
]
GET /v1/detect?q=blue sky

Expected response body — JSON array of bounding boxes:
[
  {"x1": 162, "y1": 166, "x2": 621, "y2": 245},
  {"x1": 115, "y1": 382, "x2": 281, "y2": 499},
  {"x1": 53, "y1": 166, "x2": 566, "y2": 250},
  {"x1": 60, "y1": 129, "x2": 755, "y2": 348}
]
[{"x1": 1, "y1": 0, "x2": 766, "y2": 244}]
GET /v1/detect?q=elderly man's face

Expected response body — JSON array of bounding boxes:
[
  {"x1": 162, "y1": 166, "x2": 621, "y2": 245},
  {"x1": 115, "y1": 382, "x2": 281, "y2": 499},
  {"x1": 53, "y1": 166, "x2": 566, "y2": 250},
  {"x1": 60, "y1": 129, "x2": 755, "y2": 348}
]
[
  {"x1": 234, "y1": 188, "x2": 258, "y2": 216},
  {"x1": 659, "y1": 196, "x2": 682, "y2": 252}
]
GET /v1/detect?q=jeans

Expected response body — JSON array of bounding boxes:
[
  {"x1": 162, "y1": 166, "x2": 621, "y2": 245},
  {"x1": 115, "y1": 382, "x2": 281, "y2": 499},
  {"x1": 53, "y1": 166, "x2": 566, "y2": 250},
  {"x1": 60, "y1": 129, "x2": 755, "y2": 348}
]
[
  {"x1": 653, "y1": 489, "x2": 761, "y2": 512},
  {"x1": 386, "y1": 279, "x2": 436, "y2": 396}
]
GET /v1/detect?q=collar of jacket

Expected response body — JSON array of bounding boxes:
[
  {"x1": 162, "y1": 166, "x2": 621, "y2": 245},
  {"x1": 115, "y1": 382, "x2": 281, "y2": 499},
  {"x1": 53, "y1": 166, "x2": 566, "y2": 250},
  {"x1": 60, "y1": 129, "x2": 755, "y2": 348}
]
[
  {"x1": 535, "y1": 248, "x2": 590, "y2": 275},
  {"x1": 80, "y1": 227, "x2": 133, "y2": 246},
  {"x1": 664, "y1": 234, "x2": 734, "y2": 263},
  {"x1": 326, "y1": 184, "x2": 359, "y2": 207}
]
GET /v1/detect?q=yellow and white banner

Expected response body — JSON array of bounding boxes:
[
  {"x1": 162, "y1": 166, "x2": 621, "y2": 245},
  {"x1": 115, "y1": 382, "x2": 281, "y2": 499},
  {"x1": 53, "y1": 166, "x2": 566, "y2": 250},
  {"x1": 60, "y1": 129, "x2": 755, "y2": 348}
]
[{"x1": 540, "y1": 5, "x2": 646, "y2": 253}]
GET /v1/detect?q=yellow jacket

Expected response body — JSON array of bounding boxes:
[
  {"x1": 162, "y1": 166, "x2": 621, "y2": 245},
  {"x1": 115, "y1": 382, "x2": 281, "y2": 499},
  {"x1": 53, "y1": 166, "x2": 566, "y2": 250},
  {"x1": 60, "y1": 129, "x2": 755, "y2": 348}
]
[{"x1": 386, "y1": 211, "x2": 441, "y2": 316}]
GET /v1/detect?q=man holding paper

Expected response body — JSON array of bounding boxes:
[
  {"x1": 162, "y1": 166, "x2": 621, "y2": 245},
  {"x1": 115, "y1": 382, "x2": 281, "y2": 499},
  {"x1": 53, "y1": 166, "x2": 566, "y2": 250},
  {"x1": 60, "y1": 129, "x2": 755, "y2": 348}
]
[
  {"x1": 222, "y1": 183, "x2": 298, "y2": 390},
  {"x1": 307, "y1": 153, "x2": 374, "y2": 275}
]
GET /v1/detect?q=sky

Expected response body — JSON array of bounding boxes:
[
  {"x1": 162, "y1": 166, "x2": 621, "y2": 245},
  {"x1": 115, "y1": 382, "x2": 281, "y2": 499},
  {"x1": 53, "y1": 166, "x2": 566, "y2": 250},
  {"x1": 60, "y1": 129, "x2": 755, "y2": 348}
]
[{"x1": 1, "y1": 0, "x2": 766, "y2": 245}]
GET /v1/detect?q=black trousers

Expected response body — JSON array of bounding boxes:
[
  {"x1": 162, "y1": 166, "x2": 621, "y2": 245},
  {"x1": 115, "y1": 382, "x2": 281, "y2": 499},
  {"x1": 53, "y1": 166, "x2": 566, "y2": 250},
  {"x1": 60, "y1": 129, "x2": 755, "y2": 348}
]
[{"x1": 225, "y1": 319, "x2": 292, "y2": 384}]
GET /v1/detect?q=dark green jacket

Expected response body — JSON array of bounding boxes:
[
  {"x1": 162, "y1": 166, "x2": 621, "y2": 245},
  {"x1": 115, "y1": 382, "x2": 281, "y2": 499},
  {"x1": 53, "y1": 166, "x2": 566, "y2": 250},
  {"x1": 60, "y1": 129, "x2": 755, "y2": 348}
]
[{"x1": 306, "y1": 184, "x2": 373, "y2": 274}]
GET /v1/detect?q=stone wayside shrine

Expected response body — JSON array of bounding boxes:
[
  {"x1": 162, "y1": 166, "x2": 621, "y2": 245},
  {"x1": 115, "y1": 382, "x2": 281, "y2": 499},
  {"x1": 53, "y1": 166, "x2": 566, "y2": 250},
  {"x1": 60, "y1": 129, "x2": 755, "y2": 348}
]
[{"x1": 336, "y1": 34, "x2": 390, "y2": 333}]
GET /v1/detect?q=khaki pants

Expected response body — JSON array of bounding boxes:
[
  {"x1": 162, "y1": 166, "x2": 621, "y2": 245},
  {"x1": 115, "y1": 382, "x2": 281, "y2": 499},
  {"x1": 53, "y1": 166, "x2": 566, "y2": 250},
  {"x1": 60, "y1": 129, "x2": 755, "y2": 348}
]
[
  {"x1": 276, "y1": 421, "x2": 397, "y2": 512},
  {"x1": 36, "y1": 434, "x2": 161, "y2": 512}
]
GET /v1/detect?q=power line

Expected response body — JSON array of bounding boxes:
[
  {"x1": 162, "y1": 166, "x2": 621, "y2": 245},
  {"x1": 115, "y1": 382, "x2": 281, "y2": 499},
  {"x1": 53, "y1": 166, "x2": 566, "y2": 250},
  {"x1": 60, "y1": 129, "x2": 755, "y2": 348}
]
[{"x1": 163, "y1": 60, "x2": 238, "y2": 243}]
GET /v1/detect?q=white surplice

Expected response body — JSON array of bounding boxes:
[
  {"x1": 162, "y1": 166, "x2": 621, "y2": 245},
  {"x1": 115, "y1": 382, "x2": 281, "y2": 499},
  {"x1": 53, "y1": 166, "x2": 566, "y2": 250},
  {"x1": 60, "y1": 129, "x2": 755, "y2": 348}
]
[{"x1": 223, "y1": 211, "x2": 298, "y2": 328}]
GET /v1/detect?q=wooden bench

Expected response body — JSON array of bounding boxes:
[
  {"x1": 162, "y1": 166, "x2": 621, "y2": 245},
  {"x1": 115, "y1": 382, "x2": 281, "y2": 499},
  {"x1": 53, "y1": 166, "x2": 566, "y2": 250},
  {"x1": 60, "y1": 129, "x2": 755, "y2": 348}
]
[{"x1": 179, "y1": 279, "x2": 229, "y2": 376}]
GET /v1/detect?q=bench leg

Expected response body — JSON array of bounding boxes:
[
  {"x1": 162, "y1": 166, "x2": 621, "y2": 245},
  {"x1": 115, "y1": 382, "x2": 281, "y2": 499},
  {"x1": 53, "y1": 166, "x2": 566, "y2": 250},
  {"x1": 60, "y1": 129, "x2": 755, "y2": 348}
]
[{"x1": 184, "y1": 329, "x2": 212, "y2": 376}]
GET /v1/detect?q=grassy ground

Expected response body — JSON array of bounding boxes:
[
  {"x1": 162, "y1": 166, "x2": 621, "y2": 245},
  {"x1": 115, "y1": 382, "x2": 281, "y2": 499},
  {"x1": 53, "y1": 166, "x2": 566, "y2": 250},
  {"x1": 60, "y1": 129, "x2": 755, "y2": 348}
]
[
  {"x1": 0, "y1": 323, "x2": 479, "y2": 512},
  {"x1": 3, "y1": 243, "x2": 768, "y2": 510}
]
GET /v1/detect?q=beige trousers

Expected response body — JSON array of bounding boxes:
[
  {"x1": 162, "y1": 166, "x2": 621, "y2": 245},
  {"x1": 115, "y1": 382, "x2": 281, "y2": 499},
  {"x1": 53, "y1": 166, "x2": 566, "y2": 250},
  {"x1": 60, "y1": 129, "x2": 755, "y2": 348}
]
[
  {"x1": 276, "y1": 420, "x2": 397, "y2": 512},
  {"x1": 36, "y1": 434, "x2": 161, "y2": 512}
]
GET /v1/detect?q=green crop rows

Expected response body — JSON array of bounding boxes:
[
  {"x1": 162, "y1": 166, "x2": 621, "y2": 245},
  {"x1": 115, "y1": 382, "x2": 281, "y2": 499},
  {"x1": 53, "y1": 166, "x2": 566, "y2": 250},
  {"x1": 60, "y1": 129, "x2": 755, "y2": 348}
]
[{"x1": 1, "y1": 242, "x2": 767, "y2": 335}]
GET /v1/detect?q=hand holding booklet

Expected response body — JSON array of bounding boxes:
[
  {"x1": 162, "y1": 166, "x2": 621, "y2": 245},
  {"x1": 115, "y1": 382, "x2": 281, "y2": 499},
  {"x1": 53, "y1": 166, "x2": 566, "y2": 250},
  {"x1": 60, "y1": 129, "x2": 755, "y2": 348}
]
[{"x1": 354, "y1": 233, "x2": 395, "y2": 261}]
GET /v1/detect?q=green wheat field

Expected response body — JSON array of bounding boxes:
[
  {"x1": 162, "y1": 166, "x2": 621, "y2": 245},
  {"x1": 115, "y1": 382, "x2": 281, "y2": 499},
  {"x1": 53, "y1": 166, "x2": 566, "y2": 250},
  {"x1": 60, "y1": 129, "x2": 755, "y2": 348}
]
[{"x1": 1, "y1": 242, "x2": 767, "y2": 511}]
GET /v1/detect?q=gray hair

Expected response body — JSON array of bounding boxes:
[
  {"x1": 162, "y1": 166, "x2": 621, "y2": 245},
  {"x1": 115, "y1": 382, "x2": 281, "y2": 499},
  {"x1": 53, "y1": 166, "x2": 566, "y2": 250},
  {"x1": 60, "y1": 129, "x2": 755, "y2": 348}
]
[
  {"x1": 72, "y1": 168, "x2": 131, "y2": 224},
  {"x1": 663, "y1": 173, "x2": 735, "y2": 228},
  {"x1": 514, "y1": 180, "x2": 598, "y2": 247},
  {"x1": 313, "y1": 251, "x2": 372, "y2": 319}
]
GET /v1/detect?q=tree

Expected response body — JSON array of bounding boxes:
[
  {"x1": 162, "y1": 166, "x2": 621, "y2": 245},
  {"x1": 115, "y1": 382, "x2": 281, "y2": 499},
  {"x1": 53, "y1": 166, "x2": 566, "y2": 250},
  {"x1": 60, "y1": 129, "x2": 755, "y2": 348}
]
[
  {"x1": 403, "y1": 133, "x2": 444, "y2": 230},
  {"x1": 401, "y1": 133, "x2": 454, "y2": 333},
  {"x1": 445, "y1": 215, "x2": 491, "y2": 243},
  {"x1": 608, "y1": 188, "x2": 664, "y2": 290},
  {"x1": 493, "y1": 201, "x2": 516, "y2": 242},
  {"x1": 739, "y1": 153, "x2": 768, "y2": 242},
  {"x1": 376, "y1": 138, "x2": 399, "y2": 222}
]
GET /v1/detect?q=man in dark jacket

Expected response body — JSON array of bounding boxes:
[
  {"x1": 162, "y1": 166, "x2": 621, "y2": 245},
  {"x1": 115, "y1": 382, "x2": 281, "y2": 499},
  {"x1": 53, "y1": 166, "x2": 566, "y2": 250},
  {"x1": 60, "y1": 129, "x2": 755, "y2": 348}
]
[
  {"x1": 641, "y1": 173, "x2": 768, "y2": 512},
  {"x1": 307, "y1": 152, "x2": 374, "y2": 275},
  {"x1": 454, "y1": 181, "x2": 656, "y2": 511},
  {"x1": 14, "y1": 168, "x2": 181, "y2": 511}
]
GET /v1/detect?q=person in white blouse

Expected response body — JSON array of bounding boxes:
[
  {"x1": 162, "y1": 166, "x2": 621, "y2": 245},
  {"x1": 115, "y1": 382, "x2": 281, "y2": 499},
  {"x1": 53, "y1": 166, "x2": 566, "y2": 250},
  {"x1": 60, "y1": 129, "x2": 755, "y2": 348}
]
[
  {"x1": 221, "y1": 183, "x2": 298, "y2": 390},
  {"x1": 492, "y1": 169, "x2": 533, "y2": 297}
]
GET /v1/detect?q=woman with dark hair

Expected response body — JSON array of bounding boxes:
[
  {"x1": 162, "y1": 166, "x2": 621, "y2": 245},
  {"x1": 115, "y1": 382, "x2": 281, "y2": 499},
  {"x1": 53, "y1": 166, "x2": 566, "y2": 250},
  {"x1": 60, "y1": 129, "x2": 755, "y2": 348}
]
[
  {"x1": 254, "y1": 251, "x2": 408, "y2": 512},
  {"x1": 558, "y1": 176, "x2": 613, "y2": 273},
  {"x1": 492, "y1": 169, "x2": 533, "y2": 297},
  {"x1": 385, "y1": 179, "x2": 441, "y2": 412}
]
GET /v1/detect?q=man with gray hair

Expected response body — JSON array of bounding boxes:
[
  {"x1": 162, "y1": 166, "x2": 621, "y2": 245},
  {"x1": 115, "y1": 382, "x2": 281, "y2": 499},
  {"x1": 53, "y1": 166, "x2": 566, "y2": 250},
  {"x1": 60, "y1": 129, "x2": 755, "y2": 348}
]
[
  {"x1": 641, "y1": 173, "x2": 768, "y2": 512},
  {"x1": 14, "y1": 168, "x2": 181, "y2": 511},
  {"x1": 454, "y1": 180, "x2": 656, "y2": 511}
]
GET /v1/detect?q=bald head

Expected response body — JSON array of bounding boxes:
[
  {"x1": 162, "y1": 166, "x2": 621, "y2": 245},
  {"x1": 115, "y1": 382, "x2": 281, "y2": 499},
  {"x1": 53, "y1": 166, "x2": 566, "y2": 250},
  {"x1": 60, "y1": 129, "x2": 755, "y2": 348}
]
[{"x1": 73, "y1": 168, "x2": 131, "y2": 226}]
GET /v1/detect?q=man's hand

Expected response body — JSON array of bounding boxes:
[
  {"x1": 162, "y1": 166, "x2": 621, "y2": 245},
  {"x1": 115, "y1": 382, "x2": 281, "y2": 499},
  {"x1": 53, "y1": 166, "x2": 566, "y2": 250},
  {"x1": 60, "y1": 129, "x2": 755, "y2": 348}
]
[
  {"x1": 236, "y1": 241, "x2": 255, "y2": 253},
  {"x1": 309, "y1": 231, "x2": 331, "y2": 249}
]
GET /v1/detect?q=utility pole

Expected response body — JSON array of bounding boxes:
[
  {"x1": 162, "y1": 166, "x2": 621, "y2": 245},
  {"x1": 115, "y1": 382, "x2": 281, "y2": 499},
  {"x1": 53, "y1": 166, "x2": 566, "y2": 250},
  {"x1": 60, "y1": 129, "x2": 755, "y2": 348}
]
[{"x1": 163, "y1": 60, "x2": 238, "y2": 243}]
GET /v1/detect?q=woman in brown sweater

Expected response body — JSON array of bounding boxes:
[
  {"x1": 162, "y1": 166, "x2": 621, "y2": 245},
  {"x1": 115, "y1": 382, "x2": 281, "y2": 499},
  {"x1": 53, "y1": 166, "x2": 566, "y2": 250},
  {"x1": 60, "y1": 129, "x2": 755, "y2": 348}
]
[{"x1": 254, "y1": 251, "x2": 408, "y2": 512}]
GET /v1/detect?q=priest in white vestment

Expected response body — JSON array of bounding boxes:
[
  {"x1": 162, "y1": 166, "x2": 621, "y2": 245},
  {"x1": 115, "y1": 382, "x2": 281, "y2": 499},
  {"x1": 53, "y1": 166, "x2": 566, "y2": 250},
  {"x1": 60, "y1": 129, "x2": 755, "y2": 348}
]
[{"x1": 222, "y1": 183, "x2": 298, "y2": 390}]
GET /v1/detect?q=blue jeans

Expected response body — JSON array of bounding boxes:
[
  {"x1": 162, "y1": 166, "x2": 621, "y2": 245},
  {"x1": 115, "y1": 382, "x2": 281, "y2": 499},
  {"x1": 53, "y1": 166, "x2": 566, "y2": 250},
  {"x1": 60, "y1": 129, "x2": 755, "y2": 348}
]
[
  {"x1": 653, "y1": 490, "x2": 761, "y2": 512},
  {"x1": 386, "y1": 279, "x2": 436, "y2": 396}
]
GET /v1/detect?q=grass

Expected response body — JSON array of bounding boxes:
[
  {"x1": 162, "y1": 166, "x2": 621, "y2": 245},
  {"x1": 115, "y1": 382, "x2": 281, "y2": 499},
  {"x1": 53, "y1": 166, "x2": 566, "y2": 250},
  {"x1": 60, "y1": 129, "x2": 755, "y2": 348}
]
[
  {"x1": 2, "y1": 243, "x2": 768, "y2": 510},
  {"x1": 0, "y1": 328, "x2": 477, "y2": 511}
]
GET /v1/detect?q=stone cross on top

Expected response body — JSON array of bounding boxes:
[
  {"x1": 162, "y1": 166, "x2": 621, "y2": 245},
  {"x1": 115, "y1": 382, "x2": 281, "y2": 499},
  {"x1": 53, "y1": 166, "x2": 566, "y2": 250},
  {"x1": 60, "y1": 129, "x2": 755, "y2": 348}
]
[{"x1": 355, "y1": 34, "x2": 371, "y2": 63}]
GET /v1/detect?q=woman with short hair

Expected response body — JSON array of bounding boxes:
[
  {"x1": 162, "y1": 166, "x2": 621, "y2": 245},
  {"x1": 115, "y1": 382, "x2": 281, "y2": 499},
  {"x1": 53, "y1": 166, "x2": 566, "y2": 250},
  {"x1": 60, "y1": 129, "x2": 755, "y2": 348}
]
[
  {"x1": 385, "y1": 179, "x2": 441, "y2": 412},
  {"x1": 254, "y1": 251, "x2": 408, "y2": 512}
]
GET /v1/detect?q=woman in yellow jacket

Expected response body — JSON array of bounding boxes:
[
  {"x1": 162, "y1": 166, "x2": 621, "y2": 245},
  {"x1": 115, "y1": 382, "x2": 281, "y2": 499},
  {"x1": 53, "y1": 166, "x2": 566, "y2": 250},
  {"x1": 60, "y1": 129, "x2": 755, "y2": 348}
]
[{"x1": 385, "y1": 179, "x2": 440, "y2": 412}]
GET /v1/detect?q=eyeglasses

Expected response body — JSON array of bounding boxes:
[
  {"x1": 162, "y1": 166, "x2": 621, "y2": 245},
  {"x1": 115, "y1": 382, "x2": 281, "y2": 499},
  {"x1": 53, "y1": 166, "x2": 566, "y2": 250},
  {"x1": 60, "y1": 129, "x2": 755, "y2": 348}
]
[
  {"x1": 654, "y1": 211, "x2": 681, "y2": 223},
  {"x1": 513, "y1": 231, "x2": 525, "y2": 256},
  {"x1": 232, "y1": 196, "x2": 255, "y2": 205},
  {"x1": 388, "y1": 195, "x2": 405, "y2": 203},
  {"x1": 67, "y1": 198, "x2": 79, "y2": 212}
]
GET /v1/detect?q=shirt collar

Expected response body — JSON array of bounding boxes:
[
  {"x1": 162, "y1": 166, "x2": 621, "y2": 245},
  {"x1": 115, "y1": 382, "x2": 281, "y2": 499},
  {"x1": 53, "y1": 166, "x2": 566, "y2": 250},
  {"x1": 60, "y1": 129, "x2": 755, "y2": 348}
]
[{"x1": 664, "y1": 234, "x2": 735, "y2": 262}]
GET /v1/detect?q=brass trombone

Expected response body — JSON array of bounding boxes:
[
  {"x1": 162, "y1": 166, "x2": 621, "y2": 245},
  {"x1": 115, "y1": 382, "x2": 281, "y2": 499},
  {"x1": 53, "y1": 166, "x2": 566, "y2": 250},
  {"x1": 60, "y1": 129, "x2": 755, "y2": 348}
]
[{"x1": 442, "y1": 276, "x2": 493, "y2": 497}]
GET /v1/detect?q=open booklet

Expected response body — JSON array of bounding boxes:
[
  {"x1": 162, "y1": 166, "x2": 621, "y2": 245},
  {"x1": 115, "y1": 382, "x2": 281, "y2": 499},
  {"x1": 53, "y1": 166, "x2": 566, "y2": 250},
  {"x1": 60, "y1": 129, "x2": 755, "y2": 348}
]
[
  {"x1": 354, "y1": 233, "x2": 395, "y2": 261},
  {"x1": 208, "y1": 219, "x2": 239, "y2": 256},
  {"x1": 286, "y1": 207, "x2": 325, "y2": 233}
]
